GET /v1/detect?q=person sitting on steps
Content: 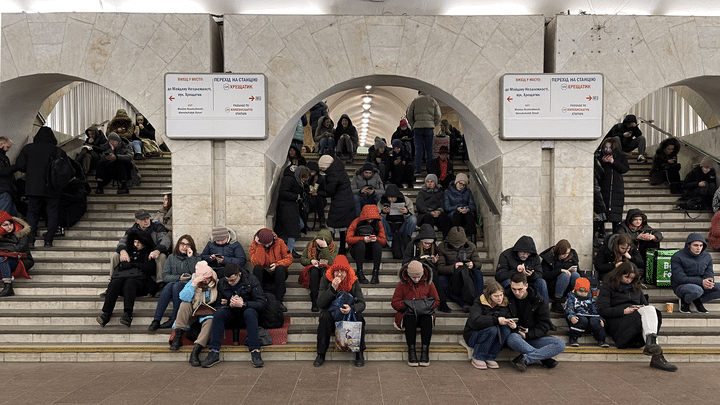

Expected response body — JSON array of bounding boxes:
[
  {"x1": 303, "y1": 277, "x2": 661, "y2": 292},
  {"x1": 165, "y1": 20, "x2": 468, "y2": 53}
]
[
  {"x1": 95, "y1": 132, "x2": 133, "y2": 195},
  {"x1": 0, "y1": 211, "x2": 34, "y2": 297}
]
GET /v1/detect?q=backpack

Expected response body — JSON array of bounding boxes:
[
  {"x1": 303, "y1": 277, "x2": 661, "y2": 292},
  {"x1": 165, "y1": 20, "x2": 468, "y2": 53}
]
[
  {"x1": 47, "y1": 149, "x2": 74, "y2": 191},
  {"x1": 259, "y1": 292, "x2": 285, "y2": 329},
  {"x1": 677, "y1": 197, "x2": 704, "y2": 211},
  {"x1": 391, "y1": 231, "x2": 412, "y2": 260},
  {"x1": 709, "y1": 211, "x2": 720, "y2": 251}
]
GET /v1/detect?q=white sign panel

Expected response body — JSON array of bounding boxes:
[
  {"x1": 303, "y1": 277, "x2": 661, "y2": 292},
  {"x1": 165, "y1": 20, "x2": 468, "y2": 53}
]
[
  {"x1": 501, "y1": 73, "x2": 603, "y2": 140},
  {"x1": 165, "y1": 73, "x2": 267, "y2": 139}
]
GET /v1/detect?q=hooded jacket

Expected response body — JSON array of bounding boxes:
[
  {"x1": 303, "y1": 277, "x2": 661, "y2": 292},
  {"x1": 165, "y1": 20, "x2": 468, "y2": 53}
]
[
  {"x1": 298, "y1": 229, "x2": 338, "y2": 289},
  {"x1": 593, "y1": 233, "x2": 644, "y2": 278},
  {"x1": 0, "y1": 145, "x2": 16, "y2": 196},
  {"x1": 346, "y1": 204, "x2": 387, "y2": 249},
  {"x1": 82, "y1": 125, "x2": 108, "y2": 153},
  {"x1": 505, "y1": 284, "x2": 553, "y2": 341},
  {"x1": 406, "y1": 93, "x2": 441, "y2": 129},
  {"x1": 200, "y1": 226, "x2": 247, "y2": 269},
  {"x1": 15, "y1": 127, "x2": 67, "y2": 198},
  {"x1": 603, "y1": 114, "x2": 643, "y2": 151},
  {"x1": 323, "y1": 156, "x2": 355, "y2": 228},
  {"x1": 136, "y1": 117, "x2": 156, "y2": 141},
  {"x1": 317, "y1": 255, "x2": 366, "y2": 313},
  {"x1": 249, "y1": 229, "x2": 293, "y2": 268},
  {"x1": 402, "y1": 223, "x2": 438, "y2": 266},
  {"x1": 671, "y1": 233, "x2": 714, "y2": 293},
  {"x1": 649, "y1": 137, "x2": 680, "y2": 182},
  {"x1": 391, "y1": 125, "x2": 414, "y2": 142},
  {"x1": 107, "y1": 109, "x2": 137, "y2": 141},
  {"x1": 595, "y1": 137, "x2": 629, "y2": 223},
  {"x1": 0, "y1": 212, "x2": 34, "y2": 278},
  {"x1": 351, "y1": 165, "x2": 385, "y2": 197},
  {"x1": 463, "y1": 293, "x2": 511, "y2": 345},
  {"x1": 333, "y1": 114, "x2": 359, "y2": 147},
  {"x1": 286, "y1": 145, "x2": 307, "y2": 167},
  {"x1": 274, "y1": 164, "x2": 308, "y2": 239},
  {"x1": 495, "y1": 236, "x2": 542, "y2": 283},
  {"x1": 415, "y1": 182, "x2": 445, "y2": 215},
  {"x1": 437, "y1": 226, "x2": 481, "y2": 276},
  {"x1": 314, "y1": 115, "x2": 334, "y2": 142},
  {"x1": 391, "y1": 260, "x2": 440, "y2": 328},
  {"x1": 444, "y1": 180, "x2": 476, "y2": 214},
  {"x1": 617, "y1": 208, "x2": 663, "y2": 245},
  {"x1": 682, "y1": 164, "x2": 716, "y2": 191},
  {"x1": 117, "y1": 230, "x2": 157, "y2": 279},
  {"x1": 377, "y1": 184, "x2": 414, "y2": 223}
]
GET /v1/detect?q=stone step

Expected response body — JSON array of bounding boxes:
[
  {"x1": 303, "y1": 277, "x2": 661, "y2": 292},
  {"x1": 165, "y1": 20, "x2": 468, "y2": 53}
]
[{"x1": 87, "y1": 202, "x2": 162, "y2": 211}]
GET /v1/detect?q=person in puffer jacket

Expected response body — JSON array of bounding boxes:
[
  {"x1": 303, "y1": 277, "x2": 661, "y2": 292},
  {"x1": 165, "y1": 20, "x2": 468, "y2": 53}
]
[
  {"x1": 671, "y1": 233, "x2": 720, "y2": 313},
  {"x1": 495, "y1": 235, "x2": 549, "y2": 306}
]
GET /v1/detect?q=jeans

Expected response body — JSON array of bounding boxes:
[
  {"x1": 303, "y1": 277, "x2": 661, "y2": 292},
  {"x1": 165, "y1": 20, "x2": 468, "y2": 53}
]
[
  {"x1": 130, "y1": 140, "x2": 142, "y2": 154},
  {"x1": 317, "y1": 137, "x2": 335, "y2": 155},
  {"x1": 26, "y1": 196, "x2": 60, "y2": 244},
  {"x1": 0, "y1": 257, "x2": 18, "y2": 281},
  {"x1": 354, "y1": 194, "x2": 381, "y2": 217},
  {"x1": 467, "y1": 325, "x2": 512, "y2": 361},
  {"x1": 413, "y1": 127, "x2": 434, "y2": 174},
  {"x1": 0, "y1": 192, "x2": 17, "y2": 217},
  {"x1": 253, "y1": 264, "x2": 288, "y2": 302},
  {"x1": 208, "y1": 307, "x2": 260, "y2": 351},
  {"x1": 614, "y1": 135, "x2": 646, "y2": 155},
  {"x1": 380, "y1": 215, "x2": 417, "y2": 240},
  {"x1": 675, "y1": 283, "x2": 720, "y2": 303},
  {"x1": 436, "y1": 267, "x2": 485, "y2": 307},
  {"x1": 153, "y1": 281, "x2": 187, "y2": 321},
  {"x1": 506, "y1": 334, "x2": 565, "y2": 364},
  {"x1": 567, "y1": 315, "x2": 607, "y2": 341},
  {"x1": 500, "y1": 278, "x2": 549, "y2": 306},
  {"x1": 554, "y1": 271, "x2": 581, "y2": 298}
]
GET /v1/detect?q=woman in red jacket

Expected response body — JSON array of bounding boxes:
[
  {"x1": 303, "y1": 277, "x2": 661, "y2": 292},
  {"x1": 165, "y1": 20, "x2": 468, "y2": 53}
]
[
  {"x1": 346, "y1": 204, "x2": 386, "y2": 284},
  {"x1": 391, "y1": 260, "x2": 440, "y2": 367}
]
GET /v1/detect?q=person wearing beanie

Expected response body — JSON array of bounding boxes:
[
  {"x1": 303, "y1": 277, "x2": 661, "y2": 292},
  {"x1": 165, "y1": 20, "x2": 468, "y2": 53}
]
[
  {"x1": 366, "y1": 136, "x2": 391, "y2": 182},
  {"x1": 602, "y1": 113, "x2": 647, "y2": 162},
  {"x1": 680, "y1": 156, "x2": 716, "y2": 208},
  {"x1": 170, "y1": 260, "x2": 219, "y2": 367},
  {"x1": 389, "y1": 137, "x2": 415, "y2": 189},
  {"x1": 564, "y1": 277, "x2": 608, "y2": 348},
  {"x1": 391, "y1": 118, "x2": 415, "y2": 161},
  {"x1": 318, "y1": 153, "x2": 354, "y2": 256},
  {"x1": 351, "y1": 162, "x2": 385, "y2": 217},
  {"x1": 428, "y1": 145, "x2": 456, "y2": 190},
  {"x1": 334, "y1": 114, "x2": 358, "y2": 164},
  {"x1": 298, "y1": 229, "x2": 338, "y2": 312},
  {"x1": 249, "y1": 228, "x2": 293, "y2": 312},
  {"x1": 201, "y1": 262, "x2": 267, "y2": 368},
  {"x1": 318, "y1": 154, "x2": 334, "y2": 171},
  {"x1": 0, "y1": 211, "x2": 34, "y2": 297},
  {"x1": 391, "y1": 260, "x2": 440, "y2": 367},
  {"x1": 314, "y1": 255, "x2": 367, "y2": 368},
  {"x1": 94, "y1": 130, "x2": 134, "y2": 195},
  {"x1": 200, "y1": 226, "x2": 247, "y2": 275},
  {"x1": 415, "y1": 174, "x2": 449, "y2": 237},
  {"x1": 314, "y1": 115, "x2": 335, "y2": 156},
  {"x1": 443, "y1": 172, "x2": 477, "y2": 241},
  {"x1": 346, "y1": 205, "x2": 387, "y2": 284},
  {"x1": 406, "y1": 91, "x2": 441, "y2": 174}
]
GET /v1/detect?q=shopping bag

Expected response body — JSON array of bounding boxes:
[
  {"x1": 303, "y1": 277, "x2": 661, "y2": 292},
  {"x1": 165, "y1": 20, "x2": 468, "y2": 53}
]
[
  {"x1": 335, "y1": 311, "x2": 362, "y2": 352},
  {"x1": 645, "y1": 249, "x2": 678, "y2": 287}
]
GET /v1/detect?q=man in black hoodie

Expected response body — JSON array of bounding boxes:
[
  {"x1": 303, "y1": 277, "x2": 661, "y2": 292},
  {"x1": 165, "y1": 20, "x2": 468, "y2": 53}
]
[
  {"x1": 603, "y1": 114, "x2": 646, "y2": 162},
  {"x1": 495, "y1": 235, "x2": 549, "y2": 305},
  {"x1": 377, "y1": 184, "x2": 416, "y2": 242}
]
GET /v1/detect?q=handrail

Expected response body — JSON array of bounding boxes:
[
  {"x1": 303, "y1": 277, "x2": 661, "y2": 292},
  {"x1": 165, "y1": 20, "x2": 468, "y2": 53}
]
[
  {"x1": 468, "y1": 165, "x2": 500, "y2": 215},
  {"x1": 637, "y1": 116, "x2": 720, "y2": 163}
]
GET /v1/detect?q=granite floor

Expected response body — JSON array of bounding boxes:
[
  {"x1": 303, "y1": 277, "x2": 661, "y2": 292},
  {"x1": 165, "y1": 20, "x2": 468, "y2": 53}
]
[{"x1": 1, "y1": 360, "x2": 717, "y2": 404}]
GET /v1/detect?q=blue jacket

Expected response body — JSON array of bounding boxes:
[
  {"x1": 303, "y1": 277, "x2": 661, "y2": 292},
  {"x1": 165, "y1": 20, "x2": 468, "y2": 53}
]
[
  {"x1": 564, "y1": 292, "x2": 604, "y2": 322},
  {"x1": 201, "y1": 240, "x2": 247, "y2": 269},
  {"x1": 444, "y1": 180, "x2": 476, "y2": 215},
  {"x1": 671, "y1": 233, "x2": 713, "y2": 294}
]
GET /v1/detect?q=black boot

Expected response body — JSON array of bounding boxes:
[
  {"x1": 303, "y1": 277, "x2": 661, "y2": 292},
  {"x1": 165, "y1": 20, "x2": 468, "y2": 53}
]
[
  {"x1": 357, "y1": 269, "x2": 369, "y2": 284},
  {"x1": 650, "y1": 354, "x2": 678, "y2": 372},
  {"x1": 370, "y1": 268, "x2": 380, "y2": 284},
  {"x1": 692, "y1": 298, "x2": 708, "y2": 313},
  {"x1": 419, "y1": 345, "x2": 430, "y2": 367},
  {"x1": 117, "y1": 181, "x2": 129, "y2": 194},
  {"x1": 310, "y1": 292, "x2": 319, "y2": 312},
  {"x1": 0, "y1": 283, "x2": 14, "y2": 297},
  {"x1": 354, "y1": 350, "x2": 364, "y2": 367},
  {"x1": 407, "y1": 345, "x2": 418, "y2": 367},
  {"x1": 170, "y1": 329, "x2": 184, "y2": 351},
  {"x1": 189, "y1": 344, "x2": 203, "y2": 367},
  {"x1": 643, "y1": 333, "x2": 662, "y2": 356},
  {"x1": 551, "y1": 297, "x2": 564, "y2": 313}
]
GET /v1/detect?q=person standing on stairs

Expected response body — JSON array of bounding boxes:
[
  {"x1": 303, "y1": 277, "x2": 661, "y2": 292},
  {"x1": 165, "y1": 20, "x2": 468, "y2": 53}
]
[
  {"x1": 346, "y1": 204, "x2": 387, "y2": 285},
  {"x1": 406, "y1": 90, "x2": 442, "y2": 175},
  {"x1": 597, "y1": 262, "x2": 677, "y2": 372},
  {"x1": 594, "y1": 137, "x2": 629, "y2": 236},
  {"x1": 0, "y1": 211, "x2": 34, "y2": 297},
  {"x1": 671, "y1": 233, "x2": 720, "y2": 314},
  {"x1": 94, "y1": 133, "x2": 133, "y2": 195},
  {"x1": 14, "y1": 127, "x2": 66, "y2": 247},
  {"x1": 319, "y1": 154, "x2": 355, "y2": 255}
]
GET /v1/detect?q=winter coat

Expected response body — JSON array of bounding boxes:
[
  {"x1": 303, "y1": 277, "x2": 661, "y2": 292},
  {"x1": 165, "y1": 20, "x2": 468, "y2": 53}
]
[
  {"x1": 649, "y1": 137, "x2": 681, "y2": 184},
  {"x1": 616, "y1": 208, "x2": 664, "y2": 246},
  {"x1": 505, "y1": 285, "x2": 553, "y2": 341},
  {"x1": 389, "y1": 143, "x2": 412, "y2": 164},
  {"x1": 178, "y1": 275, "x2": 219, "y2": 313},
  {"x1": 444, "y1": 180, "x2": 476, "y2": 215},
  {"x1": 603, "y1": 115, "x2": 643, "y2": 151},
  {"x1": 495, "y1": 236, "x2": 543, "y2": 284},
  {"x1": 0, "y1": 214, "x2": 34, "y2": 277},
  {"x1": 428, "y1": 157, "x2": 454, "y2": 182},
  {"x1": 216, "y1": 268, "x2": 266, "y2": 312},
  {"x1": 377, "y1": 184, "x2": 414, "y2": 223},
  {"x1": 107, "y1": 109, "x2": 137, "y2": 142},
  {"x1": 0, "y1": 148, "x2": 16, "y2": 196},
  {"x1": 671, "y1": 233, "x2": 714, "y2": 294},
  {"x1": 346, "y1": 205, "x2": 387, "y2": 250},
  {"x1": 333, "y1": 114, "x2": 359, "y2": 147},
  {"x1": 314, "y1": 115, "x2": 334, "y2": 142},
  {"x1": 309, "y1": 101, "x2": 328, "y2": 132},
  {"x1": 351, "y1": 167, "x2": 385, "y2": 198},
  {"x1": 595, "y1": 137, "x2": 629, "y2": 223},
  {"x1": 463, "y1": 293, "x2": 511, "y2": 345},
  {"x1": 596, "y1": 281, "x2": 648, "y2": 344},
  {"x1": 137, "y1": 118, "x2": 156, "y2": 141},
  {"x1": 15, "y1": 127, "x2": 66, "y2": 198},
  {"x1": 249, "y1": 232, "x2": 293, "y2": 269},
  {"x1": 161, "y1": 253, "x2": 201, "y2": 283},
  {"x1": 366, "y1": 145, "x2": 391, "y2": 169},
  {"x1": 592, "y1": 234, "x2": 644, "y2": 278},
  {"x1": 298, "y1": 229, "x2": 337, "y2": 289},
  {"x1": 564, "y1": 291, "x2": 603, "y2": 321},
  {"x1": 317, "y1": 256, "x2": 366, "y2": 313},
  {"x1": 153, "y1": 207, "x2": 172, "y2": 231},
  {"x1": 437, "y1": 226, "x2": 481, "y2": 276},
  {"x1": 286, "y1": 145, "x2": 307, "y2": 167},
  {"x1": 99, "y1": 137, "x2": 133, "y2": 162},
  {"x1": 391, "y1": 126, "x2": 414, "y2": 142},
  {"x1": 402, "y1": 223, "x2": 439, "y2": 266},
  {"x1": 274, "y1": 165, "x2": 307, "y2": 239},
  {"x1": 391, "y1": 260, "x2": 440, "y2": 328},
  {"x1": 415, "y1": 184, "x2": 445, "y2": 215},
  {"x1": 116, "y1": 222, "x2": 171, "y2": 255},
  {"x1": 406, "y1": 93, "x2": 441, "y2": 129},
  {"x1": 323, "y1": 157, "x2": 355, "y2": 228},
  {"x1": 200, "y1": 236, "x2": 247, "y2": 270},
  {"x1": 82, "y1": 125, "x2": 108, "y2": 153},
  {"x1": 682, "y1": 165, "x2": 717, "y2": 191},
  {"x1": 539, "y1": 246, "x2": 579, "y2": 293},
  {"x1": 115, "y1": 230, "x2": 157, "y2": 280}
]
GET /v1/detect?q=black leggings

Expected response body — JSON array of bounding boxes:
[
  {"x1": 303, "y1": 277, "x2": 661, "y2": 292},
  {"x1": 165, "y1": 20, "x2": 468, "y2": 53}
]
[
  {"x1": 351, "y1": 240, "x2": 382, "y2": 273},
  {"x1": 403, "y1": 314, "x2": 433, "y2": 347}
]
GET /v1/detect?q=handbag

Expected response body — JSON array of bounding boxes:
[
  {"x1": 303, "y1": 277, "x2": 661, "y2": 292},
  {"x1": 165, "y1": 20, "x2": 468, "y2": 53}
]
[
  {"x1": 192, "y1": 302, "x2": 215, "y2": 317},
  {"x1": 243, "y1": 327, "x2": 273, "y2": 346},
  {"x1": 329, "y1": 291, "x2": 356, "y2": 321},
  {"x1": 356, "y1": 224, "x2": 374, "y2": 236},
  {"x1": 334, "y1": 311, "x2": 362, "y2": 352},
  {"x1": 578, "y1": 269, "x2": 599, "y2": 289},
  {"x1": 403, "y1": 297, "x2": 436, "y2": 317}
]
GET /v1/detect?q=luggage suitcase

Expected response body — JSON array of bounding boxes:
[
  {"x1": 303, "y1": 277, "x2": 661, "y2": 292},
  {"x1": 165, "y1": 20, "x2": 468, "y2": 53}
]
[
  {"x1": 433, "y1": 134, "x2": 450, "y2": 158},
  {"x1": 645, "y1": 249, "x2": 678, "y2": 287}
]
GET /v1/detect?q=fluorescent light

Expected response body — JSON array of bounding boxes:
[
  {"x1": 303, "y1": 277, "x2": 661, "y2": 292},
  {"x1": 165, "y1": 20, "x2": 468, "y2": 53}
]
[
  {"x1": 361, "y1": 123, "x2": 368, "y2": 128},
  {"x1": 365, "y1": 85, "x2": 372, "y2": 90},
  {"x1": 362, "y1": 104, "x2": 372, "y2": 110},
  {"x1": 361, "y1": 118, "x2": 369, "y2": 124},
  {"x1": 362, "y1": 112, "x2": 371, "y2": 118},
  {"x1": 362, "y1": 96, "x2": 372, "y2": 103}
]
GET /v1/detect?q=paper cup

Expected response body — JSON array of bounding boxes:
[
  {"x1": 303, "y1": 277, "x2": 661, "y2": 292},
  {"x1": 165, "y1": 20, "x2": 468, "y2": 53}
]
[{"x1": 666, "y1": 302, "x2": 674, "y2": 313}]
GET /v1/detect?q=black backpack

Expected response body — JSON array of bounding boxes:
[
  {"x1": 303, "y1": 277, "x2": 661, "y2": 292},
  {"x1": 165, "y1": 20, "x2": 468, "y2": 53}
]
[
  {"x1": 47, "y1": 149, "x2": 74, "y2": 191},
  {"x1": 259, "y1": 292, "x2": 285, "y2": 329},
  {"x1": 391, "y1": 232, "x2": 412, "y2": 260}
]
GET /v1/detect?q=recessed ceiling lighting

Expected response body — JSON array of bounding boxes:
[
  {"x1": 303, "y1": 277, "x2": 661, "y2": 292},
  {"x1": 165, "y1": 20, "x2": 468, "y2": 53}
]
[
  {"x1": 361, "y1": 118, "x2": 369, "y2": 124},
  {"x1": 365, "y1": 85, "x2": 372, "y2": 90},
  {"x1": 361, "y1": 123, "x2": 368, "y2": 128},
  {"x1": 362, "y1": 112, "x2": 370, "y2": 118},
  {"x1": 362, "y1": 96, "x2": 372, "y2": 103},
  {"x1": 362, "y1": 103, "x2": 372, "y2": 110}
]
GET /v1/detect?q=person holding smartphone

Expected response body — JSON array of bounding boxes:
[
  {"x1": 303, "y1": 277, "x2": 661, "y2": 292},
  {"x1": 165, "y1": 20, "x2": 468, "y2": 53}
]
[
  {"x1": 464, "y1": 281, "x2": 514, "y2": 370},
  {"x1": 200, "y1": 226, "x2": 247, "y2": 276},
  {"x1": 617, "y1": 208, "x2": 663, "y2": 264},
  {"x1": 346, "y1": 205, "x2": 387, "y2": 284},
  {"x1": 540, "y1": 239, "x2": 581, "y2": 313}
]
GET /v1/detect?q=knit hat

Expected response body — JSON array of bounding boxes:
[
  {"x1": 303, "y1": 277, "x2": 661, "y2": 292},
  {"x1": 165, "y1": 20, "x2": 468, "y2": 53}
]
[
  {"x1": 392, "y1": 139, "x2": 403, "y2": 148},
  {"x1": 256, "y1": 228, "x2": 274, "y2": 245},
  {"x1": 361, "y1": 162, "x2": 374, "y2": 173},
  {"x1": 455, "y1": 173, "x2": 469, "y2": 184},
  {"x1": 399, "y1": 119, "x2": 408, "y2": 129},
  {"x1": 574, "y1": 277, "x2": 590, "y2": 291},
  {"x1": 424, "y1": 174, "x2": 438, "y2": 185},
  {"x1": 407, "y1": 261, "x2": 424, "y2": 278},
  {"x1": 108, "y1": 132, "x2": 121, "y2": 142},
  {"x1": 700, "y1": 156, "x2": 714, "y2": 168},
  {"x1": 212, "y1": 226, "x2": 230, "y2": 243},
  {"x1": 439, "y1": 145, "x2": 449, "y2": 154},
  {"x1": 318, "y1": 155, "x2": 334, "y2": 170},
  {"x1": 192, "y1": 261, "x2": 218, "y2": 287},
  {"x1": 134, "y1": 209, "x2": 151, "y2": 220},
  {"x1": 374, "y1": 137, "x2": 386, "y2": 150}
]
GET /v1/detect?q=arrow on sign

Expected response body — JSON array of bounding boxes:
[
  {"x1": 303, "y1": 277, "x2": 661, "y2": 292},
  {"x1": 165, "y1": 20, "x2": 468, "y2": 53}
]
[
  {"x1": 249, "y1": 96, "x2": 255, "y2": 101},
  {"x1": 507, "y1": 96, "x2": 513, "y2": 102},
  {"x1": 586, "y1": 95, "x2": 592, "y2": 101},
  {"x1": 169, "y1": 96, "x2": 175, "y2": 101}
]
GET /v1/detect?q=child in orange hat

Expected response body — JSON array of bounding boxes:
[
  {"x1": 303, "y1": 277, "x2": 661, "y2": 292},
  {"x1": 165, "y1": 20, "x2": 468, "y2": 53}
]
[{"x1": 565, "y1": 277, "x2": 608, "y2": 348}]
